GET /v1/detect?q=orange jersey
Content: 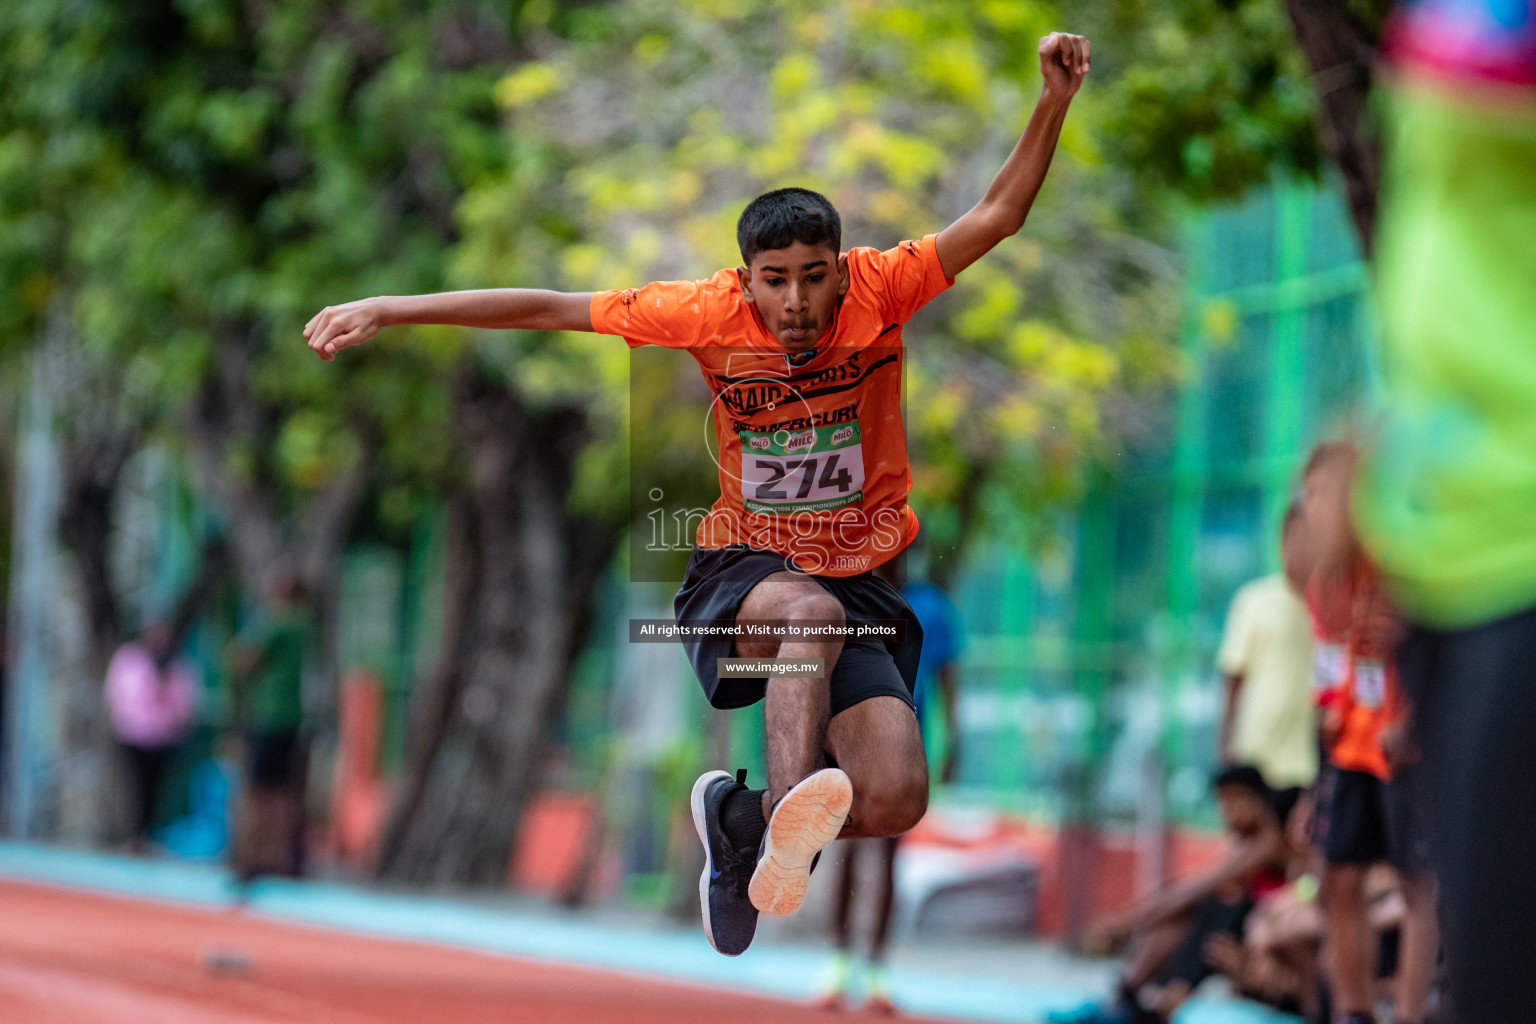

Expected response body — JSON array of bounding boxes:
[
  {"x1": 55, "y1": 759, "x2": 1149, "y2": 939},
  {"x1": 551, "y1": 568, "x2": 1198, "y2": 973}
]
[
  {"x1": 1330, "y1": 655, "x2": 1396, "y2": 780},
  {"x1": 1324, "y1": 560, "x2": 1402, "y2": 780},
  {"x1": 590, "y1": 234, "x2": 953, "y2": 576},
  {"x1": 1307, "y1": 577, "x2": 1352, "y2": 710}
]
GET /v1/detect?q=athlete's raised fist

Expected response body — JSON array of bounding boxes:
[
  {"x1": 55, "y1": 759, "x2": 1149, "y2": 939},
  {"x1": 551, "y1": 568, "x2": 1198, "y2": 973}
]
[
  {"x1": 304, "y1": 298, "x2": 387, "y2": 361},
  {"x1": 1039, "y1": 32, "x2": 1091, "y2": 99}
]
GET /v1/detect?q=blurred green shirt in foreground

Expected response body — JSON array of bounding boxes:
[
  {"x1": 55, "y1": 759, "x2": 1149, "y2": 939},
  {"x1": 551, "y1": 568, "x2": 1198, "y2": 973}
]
[{"x1": 1356, "y1": 80, "x2": 1536, "y2": 629}]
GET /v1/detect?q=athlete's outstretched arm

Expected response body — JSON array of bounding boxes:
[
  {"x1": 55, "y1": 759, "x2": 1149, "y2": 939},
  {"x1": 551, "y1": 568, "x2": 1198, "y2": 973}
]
[
  {"x1": 934, "y1": 32, "x2": 1090, "y2": 280},
  {"x1": 304, "y1": 289, "x2": 595, "y2": 361}
]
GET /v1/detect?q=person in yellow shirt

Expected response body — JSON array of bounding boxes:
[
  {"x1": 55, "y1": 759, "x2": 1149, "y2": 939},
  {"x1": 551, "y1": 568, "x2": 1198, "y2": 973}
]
[{"x1": 1217, "y1": 503, "x2": 1318, "y2": 823}]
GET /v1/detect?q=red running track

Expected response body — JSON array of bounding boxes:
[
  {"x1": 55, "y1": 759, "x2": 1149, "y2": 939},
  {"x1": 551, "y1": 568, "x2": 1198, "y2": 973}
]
[{"x1": 0, "y1": 880, "x2": 939, "y2": 1023}]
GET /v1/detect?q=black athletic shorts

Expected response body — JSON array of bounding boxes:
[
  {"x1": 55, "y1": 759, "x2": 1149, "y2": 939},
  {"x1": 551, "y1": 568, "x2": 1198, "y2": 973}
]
[
  {"x1": 1270, "y1": 785, "x2": 1305, "y2": 830},
  {"x1": 1313, "y1": 763, "x2": 1390, "y2": 866},
  {"x1": 673, "y1": 544, "x2": 923, "y2": 717},
  {"x1": 1159, "y1": 892, "x2": 1255, "y2": 989}
]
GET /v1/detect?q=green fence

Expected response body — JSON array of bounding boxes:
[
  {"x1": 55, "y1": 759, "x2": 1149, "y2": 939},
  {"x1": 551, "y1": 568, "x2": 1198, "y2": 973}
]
[{"x1": 946, "y1": 179, "x2": 1376, "y2": 828}]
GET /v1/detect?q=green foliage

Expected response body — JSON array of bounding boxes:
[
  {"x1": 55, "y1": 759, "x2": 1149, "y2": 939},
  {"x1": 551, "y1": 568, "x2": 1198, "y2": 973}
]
[
  {"x1": 1087, "y1": 0, "x2": 1326, "y2": 200},
  {"x1": 0, "y1": 0, "x2": 1335, "y2": 566},
  {"x1": 0, "y1": 0, "x2": 522, "y2": 541}
]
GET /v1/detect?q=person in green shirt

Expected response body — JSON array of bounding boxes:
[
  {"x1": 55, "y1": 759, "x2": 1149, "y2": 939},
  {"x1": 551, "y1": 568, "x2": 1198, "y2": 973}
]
[
  {"x1": 229, "y1": 571, "x2": 312, "y2": 881},
  {"x1": 1351, "y1": 3, "x2": 1536, "y2": 1020}
]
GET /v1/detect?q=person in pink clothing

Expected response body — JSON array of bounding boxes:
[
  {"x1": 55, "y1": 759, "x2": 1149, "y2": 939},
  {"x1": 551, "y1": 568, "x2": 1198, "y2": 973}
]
[{"x1": 104, "y1": 621, "x2": 197, "y2": 852}]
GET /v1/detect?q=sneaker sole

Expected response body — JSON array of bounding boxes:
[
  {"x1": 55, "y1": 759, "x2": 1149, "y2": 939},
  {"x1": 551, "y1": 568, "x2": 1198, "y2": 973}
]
[
  {"x1": 749, "y1": 768, "x2": 852, "y2": 916},
  {"x1": 690, "y1": 770, "x2": 736, "y2": 955}
]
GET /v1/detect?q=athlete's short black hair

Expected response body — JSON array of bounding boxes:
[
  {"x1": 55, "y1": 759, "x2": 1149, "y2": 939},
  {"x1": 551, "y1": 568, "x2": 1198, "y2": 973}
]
[
  {"x1": 1213, "y1": 764, "x2": 1272, "y2": 802},
  {"x1": 736, "y1": 187, "x2": 842, "y2": 266}
]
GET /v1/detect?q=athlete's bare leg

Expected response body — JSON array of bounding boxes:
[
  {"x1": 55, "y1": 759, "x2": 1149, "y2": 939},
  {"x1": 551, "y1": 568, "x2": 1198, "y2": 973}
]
[
  {"x1": 1394, "y1": 870, "x2": 1439, "y2": 1024},
  {"x1": 733, "y1": 572, "x2": 927, "y2": 835},
  {"x1": 830, "y1": 840, "x2": 859, "y2": 952},
  {"x1": 734, "y1": 572, "x2": 848, "y2": 812},
  {"x1": 1320, "y1": 863, "x2": 1374, "y2": 1019},
  {"x1": 826, "y1": 696, "x2": 927, "y2": 837},
  {"x1": 829, "y1": 838, "x2": 900, "y2": 961},
  {"x1": 870, "y1": 836, "x2": 900, "y2": 958}
]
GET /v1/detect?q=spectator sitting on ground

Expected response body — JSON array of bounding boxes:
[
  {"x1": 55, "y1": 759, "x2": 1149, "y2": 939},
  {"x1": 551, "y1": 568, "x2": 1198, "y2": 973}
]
[
  {"x1": 1204, "y1": 866, "x2": 1414, "y2": 1024},
  {"x1": 1202, "y1": 788, "x2": 1326, "y2": 1020},
  {"x1": 1049, "y1": 766, "x2": 1288, "y2": 1024}
]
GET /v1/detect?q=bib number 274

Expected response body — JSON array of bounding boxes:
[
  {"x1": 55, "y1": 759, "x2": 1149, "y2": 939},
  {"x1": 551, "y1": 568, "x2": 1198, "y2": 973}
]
[
  {"x1": 739, "y1": 423, "x2": 866, "y2": 514},
  {"x1": 753, "y1": 453, "x2": 854, "y2": 500}
]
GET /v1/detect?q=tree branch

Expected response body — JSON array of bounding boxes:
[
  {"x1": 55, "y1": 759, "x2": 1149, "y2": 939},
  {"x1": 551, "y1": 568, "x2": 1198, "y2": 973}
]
[{"x1": 1280, "y1": 0, "x2": 1391, "y2": 253}]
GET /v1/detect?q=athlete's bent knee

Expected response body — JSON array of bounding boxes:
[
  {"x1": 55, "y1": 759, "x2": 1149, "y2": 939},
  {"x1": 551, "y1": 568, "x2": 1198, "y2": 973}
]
[
  {"x1": 781, "y1": 590, "x2": 844, "y2": 629},
  {"x1": 852, "y1": 768, "x2": 928, "y2": 837}
]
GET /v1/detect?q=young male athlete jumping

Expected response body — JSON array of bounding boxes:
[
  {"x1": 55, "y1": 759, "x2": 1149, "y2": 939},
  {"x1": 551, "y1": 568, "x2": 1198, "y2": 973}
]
[{"x1": 305, "y1": 31, "x2": 1090, "y2": 956}]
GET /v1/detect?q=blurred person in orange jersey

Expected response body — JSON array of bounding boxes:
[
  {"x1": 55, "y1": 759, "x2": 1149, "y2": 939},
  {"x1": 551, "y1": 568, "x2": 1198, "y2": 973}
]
[
  {"x1": 1348, "y1": 2, "x2": 1536, "y2": 1021},
  {"x1": 1302, "y1": 442, "x2": 1439, "y2": 1024}
]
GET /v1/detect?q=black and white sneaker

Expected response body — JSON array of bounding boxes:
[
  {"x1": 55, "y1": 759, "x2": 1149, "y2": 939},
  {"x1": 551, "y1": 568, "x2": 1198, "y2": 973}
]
[
  {"x1": 690, "y1": 769, "x2": 759, "y2": 956},
  {"x1": 749, "y1": 767, "x2": 852, "y2": 917}
]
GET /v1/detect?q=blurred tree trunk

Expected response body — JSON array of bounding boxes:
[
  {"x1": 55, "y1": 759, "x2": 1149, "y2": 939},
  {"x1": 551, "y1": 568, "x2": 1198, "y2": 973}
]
[
  {"x1": 377, "y1": 374, "x2": 615, "y2": 887},
  {"x1": 54, "y1": 423, "x2": 133, "y2": 844},
  {"x1": 1280, "y1": 0, "x2": 1391, "y2": 253},
  {"x1": 187, "y1": 330, "x2": 373, "y2": 727},
  {"x1": 57, "y1": 433, "x2": 131, "y2": 673},
  {"x1": 55, "y1": 383, "x2": 232, "y2": 844}
]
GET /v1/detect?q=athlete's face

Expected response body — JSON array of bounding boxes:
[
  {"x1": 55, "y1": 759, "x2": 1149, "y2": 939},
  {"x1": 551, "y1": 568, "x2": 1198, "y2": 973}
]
[{"x1": 739, "y1": 242, "x2": 850, "y2": 353}]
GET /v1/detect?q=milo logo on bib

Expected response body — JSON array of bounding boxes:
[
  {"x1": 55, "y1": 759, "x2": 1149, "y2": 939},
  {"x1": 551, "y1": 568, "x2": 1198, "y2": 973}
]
[
  {"x1": 783, "y1": 430, "x2": 817, "y2": 454},
  {"x1": 739, "y1": 422, "x2": 865, "y2": 515}
]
